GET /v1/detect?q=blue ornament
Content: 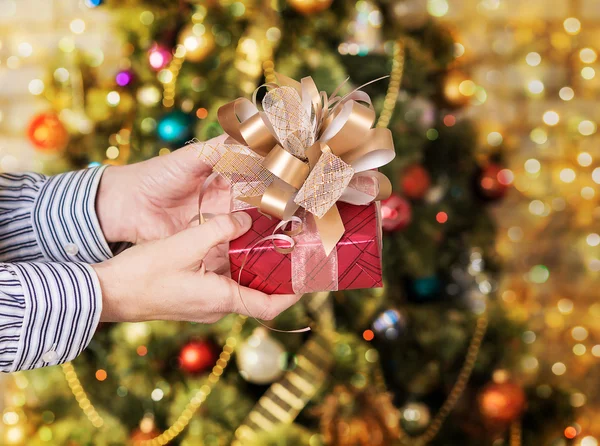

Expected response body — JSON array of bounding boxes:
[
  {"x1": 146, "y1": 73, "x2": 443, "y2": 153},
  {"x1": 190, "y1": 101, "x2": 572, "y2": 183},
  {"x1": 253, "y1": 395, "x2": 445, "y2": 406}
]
[
  {"x1": 157, "y1": 111, "x2": 193, "y2": 144},
  {"x1": 372, "y1": 308, "x2": 407, "y2": 340},
  {"x1": 84, "y1": 0, "x2": 103, "y2": 7},
  {"x1": 410, "y1": 276, "x2": 441, "y2": 301}
]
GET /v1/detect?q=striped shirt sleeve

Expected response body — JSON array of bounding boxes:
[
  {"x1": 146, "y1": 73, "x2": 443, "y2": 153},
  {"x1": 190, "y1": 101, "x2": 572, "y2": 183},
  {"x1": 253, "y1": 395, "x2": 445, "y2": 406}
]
[
  {"x1": 0, "y1": 172, "x2": 47, "y2": 262},
  {"x1": 31, "y1": 166, "x2": 115, "y2": 263},
  {"x1": 0, "y1": 262, "x2": 101, "y2": 372},
  {"x1": 0, "y1": 166, "x2": 126, "y2": 264}
]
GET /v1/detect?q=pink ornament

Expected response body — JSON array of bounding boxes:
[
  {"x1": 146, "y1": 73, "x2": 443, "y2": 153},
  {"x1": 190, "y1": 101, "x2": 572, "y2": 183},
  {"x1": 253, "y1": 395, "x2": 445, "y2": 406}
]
[
  {"x1": 115, "y1": 70, "x2": 134, "y2": 86},
  {"x1": 381, "y1": 194, "x2": 412, "y2": 232},
  {"x1": 148, "y1": 44, "x2": 172, "y2": 71}
]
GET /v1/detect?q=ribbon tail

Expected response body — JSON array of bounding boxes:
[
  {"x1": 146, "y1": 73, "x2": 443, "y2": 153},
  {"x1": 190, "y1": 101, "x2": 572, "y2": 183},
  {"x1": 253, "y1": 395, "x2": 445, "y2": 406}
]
[{"x1": 314, "y1": 204, "x2": 345, "y2": 257}]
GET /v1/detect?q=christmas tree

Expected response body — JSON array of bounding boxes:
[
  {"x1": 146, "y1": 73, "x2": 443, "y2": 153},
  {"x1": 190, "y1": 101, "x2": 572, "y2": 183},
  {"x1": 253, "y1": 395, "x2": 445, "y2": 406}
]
[{"x1": 2, "y1": 0, "x2": 578, "y2": 445}]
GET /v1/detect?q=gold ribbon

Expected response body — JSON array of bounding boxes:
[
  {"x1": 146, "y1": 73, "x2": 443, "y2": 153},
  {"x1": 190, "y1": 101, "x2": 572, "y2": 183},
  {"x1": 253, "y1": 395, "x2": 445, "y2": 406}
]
[{"x1": 211, "y1": 74, "x2": 396, "y2": 255}]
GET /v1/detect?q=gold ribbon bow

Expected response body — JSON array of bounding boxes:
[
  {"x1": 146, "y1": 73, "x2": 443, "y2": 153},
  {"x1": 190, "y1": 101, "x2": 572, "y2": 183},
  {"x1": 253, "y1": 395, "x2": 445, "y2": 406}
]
[{"x1": 207, "y1": 73, "x2": 395, "y2": 255}]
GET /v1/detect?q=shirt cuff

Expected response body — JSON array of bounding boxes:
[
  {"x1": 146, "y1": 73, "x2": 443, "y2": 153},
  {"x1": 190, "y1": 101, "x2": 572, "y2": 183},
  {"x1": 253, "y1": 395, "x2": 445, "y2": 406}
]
[
  {"x1": 3, "y1": 262, "x2": 102, "y2": 372},
  {"x1": 0, "y1": 265, "x2": 26, "y2": 371},
  {"x1": 32, "y1": 166, "x2": 114, "y2": 264}
]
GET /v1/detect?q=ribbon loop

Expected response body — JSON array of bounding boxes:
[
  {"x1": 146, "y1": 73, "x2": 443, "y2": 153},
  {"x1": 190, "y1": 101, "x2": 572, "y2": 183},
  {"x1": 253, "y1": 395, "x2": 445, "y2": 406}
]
[
  {"x1": 321, "y1": 101, "x2": 376, "y2": 156},
  {"x1": 205, "y1": 72, "x2": 395, "y2": 258},
  {"x1": 262, "y1": 144, "x2": 310, "y2": 189}
]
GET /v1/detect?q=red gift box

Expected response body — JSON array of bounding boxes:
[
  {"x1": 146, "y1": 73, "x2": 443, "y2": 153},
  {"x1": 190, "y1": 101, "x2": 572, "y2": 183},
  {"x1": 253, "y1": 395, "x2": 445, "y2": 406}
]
[{"x1": 229, "y1": 202, "x2": 383, "y2": 294}]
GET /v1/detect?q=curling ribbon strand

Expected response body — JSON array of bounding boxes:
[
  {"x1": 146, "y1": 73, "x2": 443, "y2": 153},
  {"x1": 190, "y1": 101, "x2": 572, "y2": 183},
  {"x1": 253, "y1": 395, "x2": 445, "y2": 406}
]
[{"x1": 193, "y1": 173, "x2": 310, "y2": 333}]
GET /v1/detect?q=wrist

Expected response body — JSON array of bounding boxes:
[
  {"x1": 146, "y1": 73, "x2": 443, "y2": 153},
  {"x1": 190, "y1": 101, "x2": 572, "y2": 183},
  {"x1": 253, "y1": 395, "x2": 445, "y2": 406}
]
[
  {"x1": 96, "y1": 165, "x2": 135, "y2": 244},
  {"x1": 93, "y1": 260, "x2": 138, "y2": 322}
]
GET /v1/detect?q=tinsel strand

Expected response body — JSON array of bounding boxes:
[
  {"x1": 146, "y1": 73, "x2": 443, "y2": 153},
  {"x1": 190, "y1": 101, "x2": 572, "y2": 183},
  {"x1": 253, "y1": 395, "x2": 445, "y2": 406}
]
[
  {"x1": 62, "y1": 316, "x2": 247, "y2": 445},
  {"x1": 510, "y1": 420, "x2": 522, "y2": 446},
  {"x1": 399, "y1": 312, "x2": 489, "y2": 445},
  {"x1": 376, "y1": 39, "x2": 405, "y2": 129}
]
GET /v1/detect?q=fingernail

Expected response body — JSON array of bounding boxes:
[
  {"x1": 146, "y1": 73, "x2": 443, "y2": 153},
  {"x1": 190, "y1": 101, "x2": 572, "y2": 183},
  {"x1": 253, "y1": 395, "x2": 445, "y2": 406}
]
[{"x1": 233, "y1": 212, "x2": 252, "y2": 228}]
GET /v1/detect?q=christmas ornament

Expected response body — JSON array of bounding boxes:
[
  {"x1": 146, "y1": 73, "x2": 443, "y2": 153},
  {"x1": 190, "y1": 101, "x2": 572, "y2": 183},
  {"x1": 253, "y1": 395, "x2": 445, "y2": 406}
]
[
  {"x1": 148, "y1": 43, "x2": 172, "y2": 71},
  {"x1": 478, "y1": 381, "x2": 526, "y2": 425},
  {"x1": 287, "y1": 0, "x2": 333, "y2": 15},
  {"x1": 157, "y1": 111, "x2": 193, "y2": 144},
  {"x1": 409, "y1": 276, "x2": 441, "y2": 301},
  {"x1": 381, "y1": 194, "x2": 412, "y2": 232},
  {"x1": 27, "y1": 112, "x2": 69, "y2": 152},
  {"x1": 399, "y1": 402, "x2": 431, "y2": 435},
  {"x1": 444, "y1": 70, "x2": 471, "y2": 108},
  {"x1": 179, "y1": 340, "x2": 217, "y2": 374},
  {"x1": 401, "y1": 164, "x2": 431, "y2": 200},
  {"x1": 372, "y1": 308, "x2": 407, "y2": 340},
  {"x1": 233, "y1": 295, "x2": 335, "y2": 445},
  {"x1": 477, "y1": 163, "x2": 509, "y2": 200},
  {"x1": 131, "y1": 415, "x2": 159, "y2": 444},
  {"x1": 236, "y1": 328, "x2": 286, "y2": 384},
  {"x1": 391, "y1": 0, "x2": 429, "y2": 29},
  {"x1": 84, "y1": 0, "x2": 103, "y2": 7},
  {"x1": 131, "y1": 428, "x2": 159, "y2": 445},
  {"x1": 115, "y1": 69, "x2": 134, "y2": 87},
  {"x1": 315, "y1": 385, "x2": 401, "y2": 446},
  {"x1": 86, "y1": 88, "x2": 112, "y2": 121},
  {"x1": 179, "y1": 24, "x2": 215, "y2": 62}
]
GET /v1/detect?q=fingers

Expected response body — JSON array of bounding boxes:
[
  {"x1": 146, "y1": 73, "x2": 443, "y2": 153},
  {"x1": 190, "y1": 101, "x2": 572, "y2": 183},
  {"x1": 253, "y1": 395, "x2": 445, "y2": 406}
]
[
  {"x1": 173, "y1": 133, "x2": 229, "y2": 170},
  {"x1": 169, "y1": 212, "x2": 252, "y2": 264},
  {"x1": 206, "y1": 274, "x2": 303, "y2": 321}
]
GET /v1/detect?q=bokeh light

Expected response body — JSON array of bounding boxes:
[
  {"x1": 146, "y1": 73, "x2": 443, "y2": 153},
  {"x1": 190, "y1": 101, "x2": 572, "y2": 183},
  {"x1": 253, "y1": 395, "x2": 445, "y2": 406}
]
[
  {"x1": 580, "y1": 48, "x2": 597, "y2": 63},
  {"x1": 526, "y1": 52, "x2": 541, "y2": 66},
  {"x1": 559, "y1": 87, "x2": 574, "y2": 101},
  {"x1": 543, "y1": 111, "x2": 559, "y2": 126},
  {"x1": 563, "y1": 17, "x2": 581, "y2": 35},
  {"x1": 577, "y1": 152, "x2": 592, "y2": 166}
]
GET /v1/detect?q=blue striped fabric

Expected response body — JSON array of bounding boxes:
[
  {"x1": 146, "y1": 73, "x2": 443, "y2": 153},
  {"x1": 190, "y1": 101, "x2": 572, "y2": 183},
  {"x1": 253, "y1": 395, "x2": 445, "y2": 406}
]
[
  {"x1": 32, "y1": 166, "x2": 114, "y2": 264},
  {"x1": 0, "y1": 172, "x2": 47, "y2": 262},
  {"x1": 4, "y1": 262, "x2": 101, "y2": 372},
  {"x1": 0, "y1": 167, "x2": 116, "y2": 372}
]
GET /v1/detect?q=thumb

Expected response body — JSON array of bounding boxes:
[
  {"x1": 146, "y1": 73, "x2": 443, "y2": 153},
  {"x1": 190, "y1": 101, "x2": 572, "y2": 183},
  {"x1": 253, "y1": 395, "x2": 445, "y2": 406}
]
[{"x1": 170, "y1": 212, "x2": 253, "y2": 265}]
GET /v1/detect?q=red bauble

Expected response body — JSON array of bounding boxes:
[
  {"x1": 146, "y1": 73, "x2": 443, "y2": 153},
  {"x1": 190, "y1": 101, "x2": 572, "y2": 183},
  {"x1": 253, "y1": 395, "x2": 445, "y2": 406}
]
[
  {"x1": 478, "y1": 381, "x2": 526, "y2": 425},
  {"x1": 478, "y1": 163, "x2": 509, "y2": 200},
  {"x1": 381, "y1": 194, "x2": 412, "y2": 232},
  {"x1": 179, "y1": 340, "x2": 217, "y2": 374},
  {"x1": 400, "y1": 164, "x2": 431, "y2": 200},
  {"x1": 27, "y1": 112, "x2": 69, "y2": 152},
  {"x1": 130, "y1": 428, "x2": 159, "y2": 445}
]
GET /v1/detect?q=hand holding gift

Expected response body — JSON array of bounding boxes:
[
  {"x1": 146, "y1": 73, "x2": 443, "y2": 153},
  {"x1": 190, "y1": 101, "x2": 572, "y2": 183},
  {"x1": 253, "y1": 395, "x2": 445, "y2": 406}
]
[
  {"x1": 94, "y1": 212, "x2": 302, "y2": 324},
  {"x1": 193, "y1": 74, "x2": 396, "y2": 295}
]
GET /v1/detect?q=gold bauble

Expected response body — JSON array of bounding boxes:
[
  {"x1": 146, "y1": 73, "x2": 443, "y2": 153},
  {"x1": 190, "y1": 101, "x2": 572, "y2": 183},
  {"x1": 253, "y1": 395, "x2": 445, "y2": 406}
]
[
  {"x1": 178, "y1": 24, "x2": 215, "y2": 62},
  {"x1": 86, "y1": 88, "x2": 111, "y2": 121},
  {"x1": 287, "y1": 0, "x2": 333, "y2": 15},
  {"x1": 443, "y1": 69, "x2": 471, "y2": 107}
]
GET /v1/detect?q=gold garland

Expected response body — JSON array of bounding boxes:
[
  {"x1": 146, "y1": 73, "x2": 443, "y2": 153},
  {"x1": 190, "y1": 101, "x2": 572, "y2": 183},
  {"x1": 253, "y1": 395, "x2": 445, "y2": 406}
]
[
  {"x1": 162, "y1": 50, "x2": 185, "y2": 108},
  {"x1": 62, "y1": 316, "x2": 246, "y2": 445},
  {"x1": 510, "y1": 420, "x2": 522, "y2": 446},
  {"x1": 398, "y1": 312, "x2": 489, "y2": 445},
  {"x1": 377, "y1": 39, "x2": 405, "y2": 129}
]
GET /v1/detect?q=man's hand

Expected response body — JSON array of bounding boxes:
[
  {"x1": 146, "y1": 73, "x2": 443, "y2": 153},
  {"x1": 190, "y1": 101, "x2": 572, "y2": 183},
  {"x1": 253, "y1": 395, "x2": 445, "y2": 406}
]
[
  {"x1": 96, "y1": 134, "x2": 229, "y2": 244},
  {"x1": 93, "y1": 212, "x2": 302, "y2": 324}
]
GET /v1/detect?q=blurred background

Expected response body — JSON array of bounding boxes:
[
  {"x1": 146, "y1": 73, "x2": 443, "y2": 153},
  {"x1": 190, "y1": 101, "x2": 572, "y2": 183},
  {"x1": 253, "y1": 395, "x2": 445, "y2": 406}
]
[{"x1": 1, "y1": 0, "x2": 600, "y2": 445}]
